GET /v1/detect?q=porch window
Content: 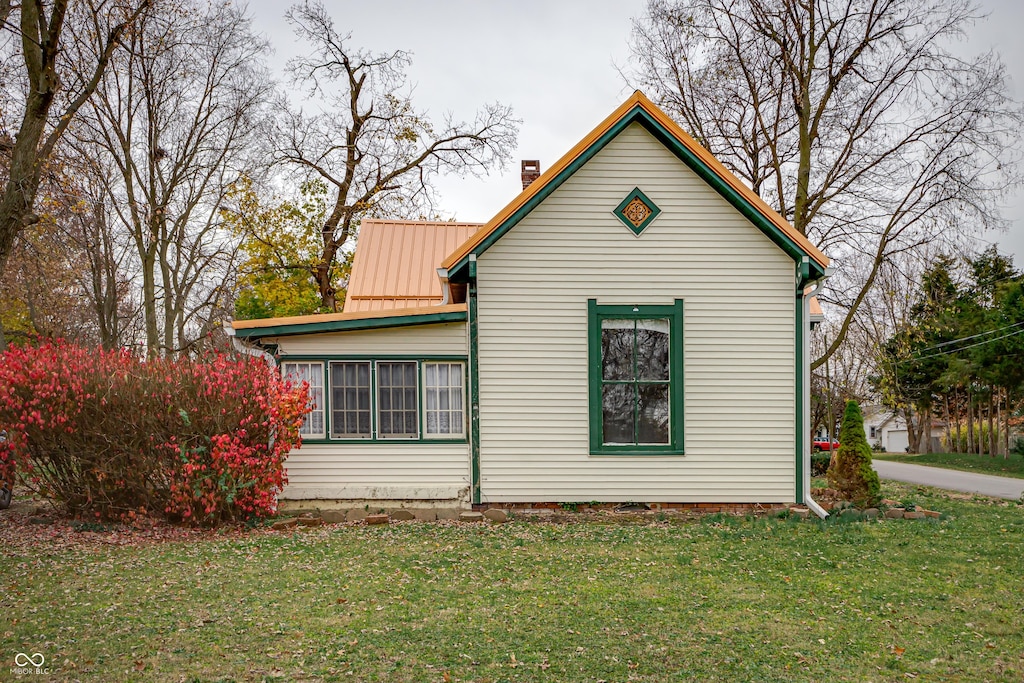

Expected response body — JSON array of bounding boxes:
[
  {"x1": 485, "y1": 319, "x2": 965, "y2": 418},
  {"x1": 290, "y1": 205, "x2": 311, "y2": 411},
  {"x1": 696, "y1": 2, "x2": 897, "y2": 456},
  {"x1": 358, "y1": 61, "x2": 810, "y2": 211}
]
[
  {"x1": 376, "y1": 361, "x2": 418, "y2": 438},
  {"x1": 588, "y1": 300, "x2": 684, "y2": 454},
  {"x1": 281, "y1": 361, "x2": 325, "y2": 438},
  {"x1": 424, "y1": 362, "x2": 465, "y2": 437},
  {"x1": 330, "y1": 362, "x2": 372, "y2": 439}
]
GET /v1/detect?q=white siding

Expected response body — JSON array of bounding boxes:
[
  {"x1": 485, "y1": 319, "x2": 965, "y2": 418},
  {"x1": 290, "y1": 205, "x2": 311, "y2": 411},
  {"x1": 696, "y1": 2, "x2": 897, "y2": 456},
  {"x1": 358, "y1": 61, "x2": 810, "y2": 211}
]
[
  {"x1": 270, "y1": 321, "x2": 466, "y2": 356},
  {"x1": 477, "y1": 123, "x2": 797, "y2": 503},
  {"x1": 280, "y1": 443, "x2": 469, "y2": 502},
  {"x1": 272, "y1": 322, "x2": 469, "y2": 501}
]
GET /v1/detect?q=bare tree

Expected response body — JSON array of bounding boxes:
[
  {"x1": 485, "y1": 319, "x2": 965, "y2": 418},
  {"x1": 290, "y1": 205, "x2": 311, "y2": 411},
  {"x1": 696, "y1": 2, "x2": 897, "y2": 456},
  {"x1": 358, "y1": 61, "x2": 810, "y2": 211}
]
[
  {"x1": 275, "y1": 2, "x2": 519, "y2": 311},
  {"x1": 0, "y1": 0, "x2": 148, "y2": 349},
  {"x1": 73, "y1": 0, "x2": 273, "y2": 355},
  {"x1": 629, "y1": 0, "x2": 1022, "y2": 368}
]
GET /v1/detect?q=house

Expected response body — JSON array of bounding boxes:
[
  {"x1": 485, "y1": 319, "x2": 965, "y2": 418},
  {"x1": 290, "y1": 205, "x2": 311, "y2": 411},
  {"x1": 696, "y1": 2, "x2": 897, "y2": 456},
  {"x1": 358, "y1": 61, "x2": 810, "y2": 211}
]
[
  {"x1": 860, "y1": 405, "x2": 942, "y2": 453},
  {"x1": 230, "y1": 92, "x2": 832, "y2": 512}
]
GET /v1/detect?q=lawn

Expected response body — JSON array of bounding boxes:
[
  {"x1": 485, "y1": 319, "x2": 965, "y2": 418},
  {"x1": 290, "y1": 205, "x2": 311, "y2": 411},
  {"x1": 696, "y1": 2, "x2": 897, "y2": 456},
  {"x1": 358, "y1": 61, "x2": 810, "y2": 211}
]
[
  {"x1": 2, "y1": 481, "x2": 1023, "y2": 682},
  {"x1": 873, "y1": 451, "x2": 1024, "y2": 479}
]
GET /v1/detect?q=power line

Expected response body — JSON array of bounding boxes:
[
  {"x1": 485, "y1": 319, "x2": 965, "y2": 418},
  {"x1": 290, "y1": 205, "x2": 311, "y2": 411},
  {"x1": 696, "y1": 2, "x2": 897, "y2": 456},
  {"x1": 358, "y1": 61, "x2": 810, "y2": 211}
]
[
  {"x1": 913, "y1": 326, "x2": 1024, "y2": 361},
  {"x1": 915, "y1": 319, "x2": 1024, "y2": 353}
]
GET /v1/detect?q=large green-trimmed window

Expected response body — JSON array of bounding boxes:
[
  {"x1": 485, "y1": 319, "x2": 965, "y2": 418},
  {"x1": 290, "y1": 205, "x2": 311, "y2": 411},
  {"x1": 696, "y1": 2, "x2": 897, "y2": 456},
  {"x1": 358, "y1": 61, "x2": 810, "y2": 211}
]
[{"x1": 588, "y1": 300, "x2": 684, "y2": 454}]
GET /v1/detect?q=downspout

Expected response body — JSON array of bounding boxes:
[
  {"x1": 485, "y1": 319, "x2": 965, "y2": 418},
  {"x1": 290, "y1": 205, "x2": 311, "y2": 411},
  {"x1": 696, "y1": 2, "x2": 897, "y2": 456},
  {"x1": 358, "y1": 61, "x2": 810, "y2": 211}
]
[
  {"x1": 467, "y1": 255, "x2": 482, "y2": 505},
  {"x1": 799, "y1": 262, "x2": 834, "y2": 519},
  {"x1": 436, "y1": 268, "x2": 452, "y2": 305}
]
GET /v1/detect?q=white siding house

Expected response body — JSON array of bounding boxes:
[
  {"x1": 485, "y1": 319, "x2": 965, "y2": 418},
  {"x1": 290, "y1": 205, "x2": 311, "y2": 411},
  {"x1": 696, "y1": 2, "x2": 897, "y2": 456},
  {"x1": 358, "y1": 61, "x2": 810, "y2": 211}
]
[{"x1": 231, "y1": 92, "x2": 832, "y2": 509}]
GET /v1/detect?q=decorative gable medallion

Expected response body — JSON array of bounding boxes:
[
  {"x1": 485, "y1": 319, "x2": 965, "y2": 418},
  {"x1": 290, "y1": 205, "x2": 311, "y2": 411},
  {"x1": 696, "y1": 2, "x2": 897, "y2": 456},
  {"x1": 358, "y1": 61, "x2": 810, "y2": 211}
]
[{"x1": 613, "y1": 187, "x2": 661, "y2": 236}]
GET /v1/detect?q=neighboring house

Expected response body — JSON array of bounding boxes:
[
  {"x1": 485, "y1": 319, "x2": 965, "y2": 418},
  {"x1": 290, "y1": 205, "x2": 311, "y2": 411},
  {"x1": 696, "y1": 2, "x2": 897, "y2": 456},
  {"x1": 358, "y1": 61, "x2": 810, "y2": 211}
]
[
  {"x1": 230, "y1": 92, "x2": 832, "y2": 508},
  {"x1": 860, "y1": 405, "x2": 942, "y2": 453}
]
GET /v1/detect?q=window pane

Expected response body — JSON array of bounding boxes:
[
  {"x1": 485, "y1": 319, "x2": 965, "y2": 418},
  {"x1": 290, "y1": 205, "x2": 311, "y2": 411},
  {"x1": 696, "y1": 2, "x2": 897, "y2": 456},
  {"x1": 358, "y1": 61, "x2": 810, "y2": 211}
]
[
  {"x1": 377, "y1": 362, "x2": 417, "y2": 437},
  {"x1": 601, "y1": 320, "x2": 634, "y2": 380},
  {"x1": 330, "y1": 362, "x2": 371, "y2": 438},
  {"x1": 638, "y1": 384, "x2": 670, "y2": 444},
  {"x1": 283, "y1": 362, "x2": 325, "y2": 437},
  {"x1": 423, "y1": 362, "x2": 465, "y2": 436},
  {"x1": 636, "y1": 319, "x2": 670, "y2": 381},
  {"x1": 602, "y1": 383, "x2": 635, "y2": 444}
]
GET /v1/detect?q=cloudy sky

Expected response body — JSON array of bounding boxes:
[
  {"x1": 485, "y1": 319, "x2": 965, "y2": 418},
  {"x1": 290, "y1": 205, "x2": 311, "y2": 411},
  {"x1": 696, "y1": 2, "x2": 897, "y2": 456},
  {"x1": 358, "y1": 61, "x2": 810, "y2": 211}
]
[{"x1": 247, "y1": 0, "x2": 1024, "y2": 264}]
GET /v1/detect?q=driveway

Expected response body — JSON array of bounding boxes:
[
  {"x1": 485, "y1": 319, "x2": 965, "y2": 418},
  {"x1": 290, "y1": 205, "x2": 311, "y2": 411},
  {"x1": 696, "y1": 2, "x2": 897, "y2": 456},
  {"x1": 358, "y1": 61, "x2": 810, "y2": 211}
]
[{"x1": 873, "y1": 460, "x2": 1024, "y2": 500}]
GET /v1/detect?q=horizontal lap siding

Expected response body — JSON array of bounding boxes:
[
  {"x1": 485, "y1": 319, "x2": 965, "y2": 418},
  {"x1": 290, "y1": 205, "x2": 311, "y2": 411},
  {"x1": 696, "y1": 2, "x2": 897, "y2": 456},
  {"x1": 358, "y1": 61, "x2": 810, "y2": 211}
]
[
  {"x1": 271, "y1": 322, "x2": 467, "y2": 356},
  {"x1": 477, "y1": 123, "x2": 796, "y2": 503},
  {"x1": 281, "y1": 443, "x2": 469, "y2": 501},
  {"x1": 273, "y1": 323, "x2": 470, "y2": 501}
]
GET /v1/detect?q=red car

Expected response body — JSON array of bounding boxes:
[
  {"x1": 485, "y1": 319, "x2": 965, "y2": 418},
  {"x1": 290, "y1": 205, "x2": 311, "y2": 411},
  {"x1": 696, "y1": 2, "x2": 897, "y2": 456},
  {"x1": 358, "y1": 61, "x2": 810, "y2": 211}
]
[{"x1": 812, "y1": 438, "x2": 840, "y2": 452}]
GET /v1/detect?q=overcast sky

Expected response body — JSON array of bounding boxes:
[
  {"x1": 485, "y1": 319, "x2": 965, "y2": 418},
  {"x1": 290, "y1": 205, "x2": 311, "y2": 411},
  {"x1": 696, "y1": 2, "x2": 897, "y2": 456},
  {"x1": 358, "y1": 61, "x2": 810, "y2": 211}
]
[{"x1": 247, "y1": 0, "x2": 1024, "y2": 265}]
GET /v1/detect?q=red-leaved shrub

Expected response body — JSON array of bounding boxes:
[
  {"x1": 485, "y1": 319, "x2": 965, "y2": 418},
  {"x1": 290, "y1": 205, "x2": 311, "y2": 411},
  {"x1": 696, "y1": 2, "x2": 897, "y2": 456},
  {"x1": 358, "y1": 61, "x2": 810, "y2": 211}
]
[{"x1": 0, "y1": 341, "x2": 308, "y2": 524}]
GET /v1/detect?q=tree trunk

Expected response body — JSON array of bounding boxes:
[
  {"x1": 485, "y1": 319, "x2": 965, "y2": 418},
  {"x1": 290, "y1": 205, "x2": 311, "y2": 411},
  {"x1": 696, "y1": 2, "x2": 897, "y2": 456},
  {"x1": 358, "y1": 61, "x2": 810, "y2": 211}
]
[
  {"x1": 988, "y1": 387, "x2": 995, "y2": 457},
  {"x1": 967, "y1": 389, "x2": 974, "y2": 455}
]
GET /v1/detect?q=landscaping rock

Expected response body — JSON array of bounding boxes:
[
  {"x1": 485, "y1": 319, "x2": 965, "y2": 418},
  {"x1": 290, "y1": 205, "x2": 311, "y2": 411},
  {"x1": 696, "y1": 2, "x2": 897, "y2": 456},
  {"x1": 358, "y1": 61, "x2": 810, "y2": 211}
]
[
  {"x1": 320, "y1": 510, "x2": 346, "y2": 524},
  {"x1": 483, "y1": 508, "x2": 509, "y2": 523},
  {"x1": 365, "y1": 514, "x2": 390, "y2": 525},
  {"x1": 271, "y1": 518, "x2": 298, "y2": 531},
  {"x1": 414, "y1": 509, "x2": 438, "y2": 522},
  {"x1": 297, "y1": 516, "x2": 323, "y2": 527},
  {"x1": 863, "y1": 508, "x2": 880, "y2": 520},
  {"x1": 885, "y1": 509, "x2": 905, "y2": 519},
  {"x1": 389, "y1": 509, "x2": 415, "y2": 521},
  {"x1": 459, "y1": 511, "x2": 485, "y2": 522},
  {"x1": 27, "y1": 516, "x2": 52, "y2": 525},
  {"x1": 789, "y1": 507, "x2": 810, "y2": 520},
  {"x1": 839, "y1": 508, "x2": 863, "y2": 521},
  {"x1": 903, "y1": 511, "x2": 926, "y2": 520},
  {"x1": 435, "y1": 508, "x2": 461, "y2": 521},
  {"x1": 345, "y1": 509, "x2": 368, "y2": 522},
  {"x1": 922, "y1": 509, "x2": 941, "y2": 518}
]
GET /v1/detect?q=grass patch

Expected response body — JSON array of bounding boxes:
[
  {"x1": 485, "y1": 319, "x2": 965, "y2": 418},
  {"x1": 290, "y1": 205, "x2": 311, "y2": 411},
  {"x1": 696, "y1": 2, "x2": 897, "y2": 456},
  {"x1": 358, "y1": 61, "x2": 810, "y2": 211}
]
[
  {"x1": 874, "y1": 451, "x2": 1024, "y2": 479},
  {"x1": 2, "y1": 481, "x2": 1023, "y2": 681}
]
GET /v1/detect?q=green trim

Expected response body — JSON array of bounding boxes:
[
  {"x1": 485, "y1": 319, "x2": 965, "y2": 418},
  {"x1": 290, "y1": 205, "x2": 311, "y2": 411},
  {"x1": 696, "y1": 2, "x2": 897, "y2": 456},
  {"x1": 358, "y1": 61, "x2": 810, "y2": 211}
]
[
  {"x1": 469, "y1": 281, "x2": 482, "y2": 504},
  {"x1": 795, "y1": 290, "x2": 805, "y2": 504},
  {"x1": 587, "y1": 299, "x2": 685, "y2": 455},
  {"x1": 613, "y1": 187, "x2": 661, "y2": 235},
  {"x1": 448, "y1": 106, "x2": 826, "y2": 282},
  {"x1": 233, "y1": 310, "x2": 467, "y2": 339}
]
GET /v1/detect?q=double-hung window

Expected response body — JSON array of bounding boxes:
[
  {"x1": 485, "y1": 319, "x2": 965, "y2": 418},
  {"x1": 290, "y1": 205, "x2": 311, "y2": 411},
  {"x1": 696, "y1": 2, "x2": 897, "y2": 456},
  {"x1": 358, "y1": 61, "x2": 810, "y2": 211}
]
[
  {"x1": 282, "y1": 361, "x2": 325, "y2": 438},
  {"x1": 377, "y1": 362, "x2": 418, "y2": 438},
  {"x1": 588, "y1": 300, "x2": 684, "y2": 454}
]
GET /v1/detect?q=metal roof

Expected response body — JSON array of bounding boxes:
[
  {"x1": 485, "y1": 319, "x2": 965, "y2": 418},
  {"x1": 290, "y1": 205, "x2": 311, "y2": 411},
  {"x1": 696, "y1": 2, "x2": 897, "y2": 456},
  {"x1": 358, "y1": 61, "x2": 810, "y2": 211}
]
[{"x1": 344, "y1": 219, "x2": 481, "y2": 312}]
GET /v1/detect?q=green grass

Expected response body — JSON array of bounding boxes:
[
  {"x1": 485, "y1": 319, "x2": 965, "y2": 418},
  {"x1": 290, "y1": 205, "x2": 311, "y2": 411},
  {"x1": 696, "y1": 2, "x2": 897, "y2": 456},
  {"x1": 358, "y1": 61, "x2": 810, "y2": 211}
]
[
  {"x1": 3, "y1": 482, "x2": 1023, "y2": 682},
  {"x1": 873, "y1": 451, "x2": 1024, "y2": 479}
]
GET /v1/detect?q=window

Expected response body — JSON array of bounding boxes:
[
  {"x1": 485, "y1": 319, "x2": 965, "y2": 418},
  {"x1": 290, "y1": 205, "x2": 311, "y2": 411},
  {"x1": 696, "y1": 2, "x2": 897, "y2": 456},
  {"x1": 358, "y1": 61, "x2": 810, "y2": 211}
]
[
  {"x1": 284, "y1": 358, "x2": 467, "y2": 442},
  {"x1": 330, "y1": 362, "x2": 372, "y2": 439},
  {"x1": 424, "y1": 362, "x2": 465, "y2": 437},
  {"x1": 869, "y1": 426, "x2": 877, "y2": 439},
  {"x1": 377, "y1": 362, "x2": 418, "y2": 438},
  {"x1": 588, "y1": 300, "x2": 684, "y2": 454},
  {"x1": 282, "y1": 362, "x2": 325, "y2": 438}
]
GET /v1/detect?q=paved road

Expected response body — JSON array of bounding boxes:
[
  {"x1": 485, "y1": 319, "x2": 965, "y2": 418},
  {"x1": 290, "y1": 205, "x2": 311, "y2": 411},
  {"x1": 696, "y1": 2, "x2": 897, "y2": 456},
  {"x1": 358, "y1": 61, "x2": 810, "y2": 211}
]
[{"x1": 873, "y1": 460, "x2": 1024, "y2": 500}]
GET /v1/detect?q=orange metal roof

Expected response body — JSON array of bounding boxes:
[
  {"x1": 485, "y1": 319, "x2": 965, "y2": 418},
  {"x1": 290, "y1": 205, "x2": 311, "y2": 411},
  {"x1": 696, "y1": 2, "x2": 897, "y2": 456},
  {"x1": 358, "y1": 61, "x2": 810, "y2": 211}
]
[
  {"x1": 442, "y1": 91, "x2": 830, "y2": 271},
  {"x1": 809, "y1": 296, "x2": 823, "y2": 317},
  {"x1": 345, "y1": 219, "x2": 481, "y2": 312},
  {"x1": 232, "y1": 303, "x2": 468, "y2": 331}
]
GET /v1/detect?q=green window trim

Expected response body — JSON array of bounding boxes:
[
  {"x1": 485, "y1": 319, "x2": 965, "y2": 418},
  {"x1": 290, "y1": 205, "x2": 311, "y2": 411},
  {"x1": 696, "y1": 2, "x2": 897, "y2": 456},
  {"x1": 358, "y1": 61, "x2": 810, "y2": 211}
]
[
  {"x1": 282, "y1": 357, "x2": 469, "y2": 445},
  {"x1": 588, "y1": 299, "x2": 684, "y2": 455}
]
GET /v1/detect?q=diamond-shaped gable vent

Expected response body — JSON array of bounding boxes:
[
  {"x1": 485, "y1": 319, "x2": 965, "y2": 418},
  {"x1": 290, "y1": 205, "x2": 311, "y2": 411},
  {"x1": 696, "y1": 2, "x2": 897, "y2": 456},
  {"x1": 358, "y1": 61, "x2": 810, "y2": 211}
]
[{"x1": 613, "y1": 188, "x2": 660, "y2": 236}]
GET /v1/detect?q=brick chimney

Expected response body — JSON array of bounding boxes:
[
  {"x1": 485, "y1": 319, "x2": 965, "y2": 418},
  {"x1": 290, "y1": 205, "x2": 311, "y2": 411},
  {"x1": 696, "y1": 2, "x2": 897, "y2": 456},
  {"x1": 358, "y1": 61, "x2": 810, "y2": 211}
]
[{"x1": 521, "y1": 160, "x2": 540, "y2": 189}]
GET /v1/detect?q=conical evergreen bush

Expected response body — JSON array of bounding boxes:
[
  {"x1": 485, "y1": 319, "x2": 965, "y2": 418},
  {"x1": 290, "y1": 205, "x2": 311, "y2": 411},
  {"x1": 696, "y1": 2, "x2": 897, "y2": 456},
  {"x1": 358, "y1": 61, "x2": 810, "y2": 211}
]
[{"x1": 826, "y1": 400, "x2": 881, "y2": 507}]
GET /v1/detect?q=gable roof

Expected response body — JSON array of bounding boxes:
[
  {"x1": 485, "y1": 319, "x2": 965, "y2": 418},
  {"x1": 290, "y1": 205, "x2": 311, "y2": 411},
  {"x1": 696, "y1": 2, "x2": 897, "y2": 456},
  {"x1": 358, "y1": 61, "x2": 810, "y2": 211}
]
[
  {"x1": 442, "y1": 91, "x2": 829, "y2": 280},
  {"x1": 345, "y1": 219, "x2": 481, "y2": 312}
]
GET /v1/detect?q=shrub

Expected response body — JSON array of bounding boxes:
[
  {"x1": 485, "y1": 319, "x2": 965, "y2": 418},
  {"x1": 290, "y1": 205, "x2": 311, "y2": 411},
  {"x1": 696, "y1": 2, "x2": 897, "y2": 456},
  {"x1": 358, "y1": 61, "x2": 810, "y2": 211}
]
[
  {"x1": 810, "y1": 452, "x2": 831, "y2": 477},
  {"x1": 0, "y1": 341, "x2": 308, "y2": 524},
  {"x1": 826, "y1": 400, "x2": 881, "y2": 507},
  {"x1": 944, "y1": 422, "x2": 1001, "y2": 454}
]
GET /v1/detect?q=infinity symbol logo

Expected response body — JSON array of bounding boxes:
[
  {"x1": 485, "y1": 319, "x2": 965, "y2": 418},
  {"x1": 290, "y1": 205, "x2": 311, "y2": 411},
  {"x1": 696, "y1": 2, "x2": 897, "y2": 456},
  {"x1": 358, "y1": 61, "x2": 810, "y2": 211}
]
[{"x1": 15, "y1": 653, "x2": 45, "y2": 667}]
